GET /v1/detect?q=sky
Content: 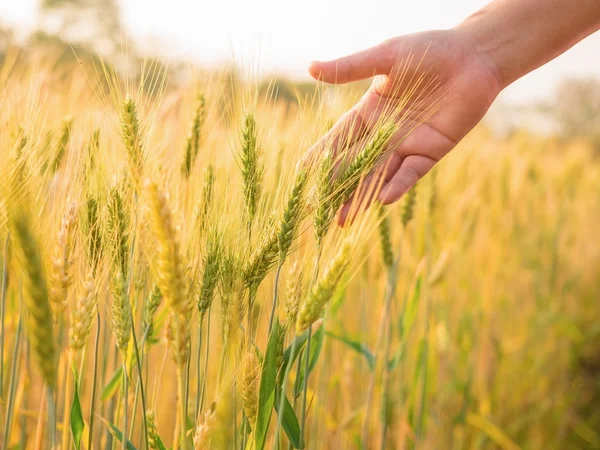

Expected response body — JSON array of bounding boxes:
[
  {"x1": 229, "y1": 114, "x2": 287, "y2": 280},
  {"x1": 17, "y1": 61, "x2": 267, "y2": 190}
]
[{"x1": 1, "y1": 0, "x2": 600, "y2": 102}]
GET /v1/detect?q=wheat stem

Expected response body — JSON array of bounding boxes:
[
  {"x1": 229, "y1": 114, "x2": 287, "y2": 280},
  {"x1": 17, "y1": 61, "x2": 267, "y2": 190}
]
[
  {"x1": 177, "y1": 368, "x2": 189, "y2": 450},
  {"x1": 200, "y1": 308, "x2": 211, "y2": 414},
  {"x1": 122, "y1": 362, "x2": 128, "y2": 450},
  {"x1": 0, "y1": 233, "x2": 9, "y2": 402},
  {"x1": 1, "y1": 314, "x2": 22, "y2": 449},
  {"x1": 268, "y1": 264, "x2": 283, "y2": 333},
  {"x1": 88, "y1": 312, "x2": 101, "y2": 450},
  {"x1": 195, "y1": 317, "x2": 204, "y2": 422},
  {"x1": 47, "y1": 386, "x2": 57, "y2": 449},
  {"x1": 61, "y1": 357, "x2": 73, "y2": 450},
  {"x1": 129, "y1": 309, "x2": 150, "y2": 450},
  {"x1": 299, "y1": 324, "x2": 312, "y2": 449}
]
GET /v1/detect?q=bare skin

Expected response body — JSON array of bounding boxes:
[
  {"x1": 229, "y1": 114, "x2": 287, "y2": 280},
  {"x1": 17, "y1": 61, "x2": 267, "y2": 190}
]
[{"x1": 308, "y1": 0, "x2": 600, "y2": 225}]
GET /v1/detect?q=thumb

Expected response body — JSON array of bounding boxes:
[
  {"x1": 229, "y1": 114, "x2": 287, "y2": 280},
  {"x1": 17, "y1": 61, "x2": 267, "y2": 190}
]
[{"x1": 309, "y1": 40, "x2": 396, "y2": 84}]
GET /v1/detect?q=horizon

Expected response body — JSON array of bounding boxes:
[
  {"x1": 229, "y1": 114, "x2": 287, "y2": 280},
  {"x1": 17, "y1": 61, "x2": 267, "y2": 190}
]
[{"x1": 1, "y1": 0, "x2": 599, "y2": 104}]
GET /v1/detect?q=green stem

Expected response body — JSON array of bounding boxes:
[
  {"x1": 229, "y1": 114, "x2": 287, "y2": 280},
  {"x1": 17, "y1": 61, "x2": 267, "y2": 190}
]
[
  {"x1": 177, "y1": 368, "x2": 189, "y2": 450},
  {"x1": 363, "y1": 261, "x2": 398, "y2": 449},
  {"x1": 240, "y1": 415, "x2": 247, "y2": 450},
  {"x1": 19, "y1": 342, "x2": 29, "y2": 448},
  {"x1": 105, "y1": 312, "x2": 119, "y2": 450},
  {"x1": 48, "y1": 387, "x2": 57, "y2": 449},
  {"x1": 129, "y1": 316, "x2": 150, "y2": 450},
  {"x1": 274, "y1": 330, "x2": 298, "y2": 446},
  {"x1": 195, "y1": 317, "x2": 203, "y2": 422},
  {"x1": 122, "y1": 362, "x2": 128, "y2": 450},
  {"x1": 88, "y1": 312, "x2": 101, "y2": 450},
  {"x1": 299, "y1": 324, "x2": 312, "y2": 449},
  {"x1": 287, "y1": 349, "x2": 304, "y2": 450},
  {"x1": 380, "y1": 313, "x2": 392, "y2": 450},
  {"x1": 185, "y1": 350, "x2": 192, "y2": 431},
  {"x1": 1, "y1": 314, "x2": 22, "y2": 449},
  {"x1": 297, "y1": 242, "x2": 324, "y2": 447},
  {"x1": 268, "y1": 264, "x2": 283, "y2": 333},
  {"x1": 0, "y1": 233, "x2": 9, "y2": 402},
  {"x1": 416, "y1": 309, "x2": 429, "y2": 442},
  {"x1": 200, "y1": 309, "x2": 211, "y2": 413}
]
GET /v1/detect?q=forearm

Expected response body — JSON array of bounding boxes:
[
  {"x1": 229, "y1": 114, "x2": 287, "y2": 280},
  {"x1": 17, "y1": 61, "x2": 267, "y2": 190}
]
[{"x1": 456, "y1": 0, "x2": 600, "y2": 89}]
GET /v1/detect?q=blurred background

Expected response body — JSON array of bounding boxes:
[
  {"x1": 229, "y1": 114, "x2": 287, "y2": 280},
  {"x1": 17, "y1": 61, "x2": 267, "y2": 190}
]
[{"x1": 1, "y1": 0, "x2": 600, "y2": 146}]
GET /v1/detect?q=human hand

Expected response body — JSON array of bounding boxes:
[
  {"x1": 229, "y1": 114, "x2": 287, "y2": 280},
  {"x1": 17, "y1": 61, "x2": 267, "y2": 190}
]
[{"x1": 308, "y1": 29, "x2": 502, "y2": 225}]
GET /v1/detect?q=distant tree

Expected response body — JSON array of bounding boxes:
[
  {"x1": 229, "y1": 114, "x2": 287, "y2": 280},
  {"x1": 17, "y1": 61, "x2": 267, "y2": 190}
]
[
  {"x1": 551, "y1": 77, "x2": 600, "y2": 149},
  {"x1": 38, "y1": 0, "x2": 124, "y2": 54}
]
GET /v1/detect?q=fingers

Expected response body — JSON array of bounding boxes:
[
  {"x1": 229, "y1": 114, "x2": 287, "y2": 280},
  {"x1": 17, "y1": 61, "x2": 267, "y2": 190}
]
[
  {"x1": 309, "y1": 40, "x2": 396, "y2": 85},
  {"x1": 304, "y1": 88, "x2": 396, "y2": 170},
  {"x1": 336, "y1": 153, "x2": 403, "y2": 226},
  {"x1": 336, "y1": 153, "x2": 436, "y2": 226},
  {"x1": 378, "y1": 154, "x2": 436, "y2": 204}
]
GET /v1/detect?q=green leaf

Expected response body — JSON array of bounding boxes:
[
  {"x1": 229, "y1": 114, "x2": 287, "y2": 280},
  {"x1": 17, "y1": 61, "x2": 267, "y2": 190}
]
[
  {"x1": 308, "y1": 325, "x2": 325, "y2": 373},
  {"x1": 70, "y1": 381, "x2": 85, "y2": 449},
  {"x1": 101, "y1": 366, "x2": 122, "y2": 401},
  {"x1": 402, "y1": 275, "x2": 422, "y2": 336},
  {"x1": 155, "y1": 434, "x2": 167, "y2": 450},
  {"x1": 353, "y1": 433, "x2": 366, "y2": 450},
  {"x1": 280, "y1": 325, "x2": 323, "y2": 381},
  {"x1": 99, "y1": 416, "x2": 138, "y2": 450},
  {"x1": 274, "y1": 392, "x2": 301, "y2": 449},
  {"x1": 255, "y1": 319, "x2": 281, "y2": 450},
  {"x1": 325, "y1": 331, "x2": 375, "y2": 370},
  {"x1": 294, "y1": 326, "x2": 326, "y2": 397},
  {"x1": 282, "y1": 328, "x2": 310, "y2": 369},
  {"x1": 387, "y1": 342, "x2": 405, "y2": 370}
]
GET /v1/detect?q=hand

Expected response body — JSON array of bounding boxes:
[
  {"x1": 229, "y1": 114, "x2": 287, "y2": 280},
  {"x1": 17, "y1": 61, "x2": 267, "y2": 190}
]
[{"x1": 308, "y1": 29, "x2": 502, "y2": 225}]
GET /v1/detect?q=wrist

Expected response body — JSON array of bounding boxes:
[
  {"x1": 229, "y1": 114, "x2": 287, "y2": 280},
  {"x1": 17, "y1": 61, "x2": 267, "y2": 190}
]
[
  {"x1": 454, "y1": 14, "x2": 508, "y2": 91},
  {"x1": 455, "y1": 0, "x2": 600, "y2": 91}
]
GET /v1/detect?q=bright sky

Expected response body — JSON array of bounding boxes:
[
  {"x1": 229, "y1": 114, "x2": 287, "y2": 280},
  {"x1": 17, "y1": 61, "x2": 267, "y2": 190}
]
[{"x1": 2, "y1": 0, "x2": 600, "y2": 102}]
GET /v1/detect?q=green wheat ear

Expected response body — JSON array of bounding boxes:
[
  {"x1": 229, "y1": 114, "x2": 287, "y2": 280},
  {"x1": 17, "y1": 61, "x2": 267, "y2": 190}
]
[
  {"x1": 141, "y1": 283, "x2": 163, "y2": 339},
  {"x1": 182, "y1": 94, "x2": 206, "y2": 178},
  {"x1": 240, "y1": 113, "x2": 263, "y2": 229},
  {"x1": 196, "y1": 164, "x2": 215, "y2": 233},
  {"x1": 11, "y1": 209, "x2": 57, "y2": 389},
  {"x1": 314, "y1": 151, "x2": 334, "y2": 244},
  {"x1": 334, "y1": 123, "x2": 396, "y2": 209},
  {"x1": 82, "y1": 194, "x2": 103, "y2": 275},
  {"x1": 120, "y1": 95, "x2": 144, "y2": 173},
  {"x1": 51, "y1": 117, "x2": 73, "y2": 174},
  {"x1": 401, "y1": 185, "x2": 417, "y2": 228},
  {"x1": 243, "y1": 223, "x2": 278, "y2": 290},
  {"x1": 278, "y1": 170, "x2": 308, "y2": 263},
  {"x1": 197, "y1": 232, "x2": 221, "y2": 320},
  {"x1": 377, "y1": 203, "x2": 394, "y2": 268},
  {"x1": 106, "y1": 186, "x2": 130, "y2": 278},
  {"x1": 110, "y1": 269, "x2": 131, "y2": 355}
]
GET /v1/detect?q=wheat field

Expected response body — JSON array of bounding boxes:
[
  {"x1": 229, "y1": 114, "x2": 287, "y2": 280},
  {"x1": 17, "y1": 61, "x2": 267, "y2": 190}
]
[{"x1": 0, "y1": 52, "x2": 599, "y2": 450}]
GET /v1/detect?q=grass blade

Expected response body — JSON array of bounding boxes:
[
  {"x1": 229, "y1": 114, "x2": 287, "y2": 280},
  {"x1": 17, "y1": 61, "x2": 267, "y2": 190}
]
[
  {"x1": 71, "y1": 377, "x2": 85, "y2": 449},
  {"x1": 99, "y1": 416, "x2": 138, "y2": 450},
  {"x1": 325, "y1": 331, "x2": 375, "y2": 370},
  {"x1": 255, "y1": 318, "x2": 281, "y2": 450},
  {"x1": 101, "y1": 366, "x2": 123, "y2": 401},
  {"x1": 274, "y1": 391, "x2": 301, "y2": 449}
]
